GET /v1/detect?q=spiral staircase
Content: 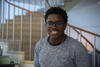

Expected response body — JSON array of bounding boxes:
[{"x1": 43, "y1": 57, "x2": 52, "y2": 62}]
[{"x1": 0, "y1": 0, "x2": 100, "y2": 67}]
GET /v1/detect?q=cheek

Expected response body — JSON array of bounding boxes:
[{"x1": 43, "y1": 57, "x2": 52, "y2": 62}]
[
  {"x1": 47, "y1": 27, "x2": 51, "y2": 33},
  {"x1": 59, "y1": 27, "x2": 66, "y2": 33},
  {"x1": 46, "y1": 26, "x2": 51, "y2": 33}
]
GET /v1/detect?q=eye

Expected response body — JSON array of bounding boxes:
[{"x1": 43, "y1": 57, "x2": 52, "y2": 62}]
[
  {"x1": 47, "y1": 21, "x2": 65, "y2": 26},
  {"x1": 56, "y1": 22, "x2": 65, "y2": 25},
  {"x1": 47, "y1": 21, "x2": 54, "y2": 25}
]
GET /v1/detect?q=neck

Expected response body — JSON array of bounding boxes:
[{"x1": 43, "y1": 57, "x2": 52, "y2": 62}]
[{"x1": 49, "y1": 34, "x2": 66, "y2": 45}]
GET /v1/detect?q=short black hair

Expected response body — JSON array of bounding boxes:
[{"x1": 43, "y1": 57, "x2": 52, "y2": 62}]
[{"x1": 45, "y1": 7, "x2": 68, "y2": 24}]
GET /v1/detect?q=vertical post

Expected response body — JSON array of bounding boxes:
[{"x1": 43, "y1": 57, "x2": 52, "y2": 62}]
[
  {"x1": 29, "y1": 0, "x2": 32, "y2": 60},
  {"x1": 85, "y1": 41, "x2": 87, "y2": 48},
  {"x1": 68, "y1": 27, "x2": 71, "y2": 37},
  {"x1": 1, "y1": 0, "x2": 3, "y2": 39},
  {"x1": 0, "y1": 0, "x2": 1, "y2": 20},
  {"x1": 6, "y1": 2, "x2": 9, "y2": 40},
  {"x1": 2, "y1": 0, "x2": 5, "y2": 40},
  {"x1": 7, "y1": 0, "x2": 11, "y2": 40},
  {"x1": 20, "y1": 0, "x2": 24, "y2": 41},
  {"x1": 29, "y1": 14, "x2": 32, "y2": 60},
  {"x1": 40, "y1": 17, "x2": 43, "y2": 39},
  {"x1": 93, "y1": 36, "x2": 96, "y2": 67},
  {"x1": 12, "y1": 1, "x2": 15, "y2": 40},
  {"x1": 66, "y1": 25, "x2": 68, "y2": 35},
  {"x1": 4, "y1": 0, "x2": 7, "y2": 39},
  {"x1": 98, "y1": 56, "x2": 99, "y2": 67},
  {"x1": 18, "y1": 0, "x2": 19, "y2": 15},
  {"x1": 2, "y1": 0, "x2": 6, "y2": 39},
  {"x1": 64, "y1": 24, "x2": 67, "y2": 35},
  {"x1": 0, "y1": 0, "x2": 2, "y2": 38},
  {"x1": 0, "y1": 0, "x2": 2, "y2": 35},
  {"x1": 77, "y1": 32, "x2": 79, "y2": 41},
  {"x1": 80, "y1": 31, "x2": 82, "y2": 42}
]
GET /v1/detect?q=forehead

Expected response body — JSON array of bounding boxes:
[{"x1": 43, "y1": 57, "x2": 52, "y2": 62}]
[{"x1": 47, "y1": 14, "x2": 64, "y2": 21}]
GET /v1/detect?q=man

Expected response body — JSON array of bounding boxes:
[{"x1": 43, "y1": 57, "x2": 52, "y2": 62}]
[{"x1": 34, "y1": 7, "x2": 90, "y2": 67}]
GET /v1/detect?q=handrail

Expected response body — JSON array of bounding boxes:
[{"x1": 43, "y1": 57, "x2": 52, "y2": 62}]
[
  {"x1": 5, "y1": 0, "x2": 44, "y2": 17},
  {"x1": 46, "y1": 0, "x2": 51, "y2": 7},
  {"x1": 67, "y1": 24, "x2": 100, "y2": 37},
  {"x1": 73, "y1": 28, "x2": 100, "y2": 53}
]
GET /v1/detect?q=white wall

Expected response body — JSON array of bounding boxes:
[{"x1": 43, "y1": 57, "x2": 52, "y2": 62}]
[
  {"x1": 68, "y1": 0, "x2": 100, "y2": 50},
  {"x1": 68, "y1": 0, "x2": 100, "y2": 34}
]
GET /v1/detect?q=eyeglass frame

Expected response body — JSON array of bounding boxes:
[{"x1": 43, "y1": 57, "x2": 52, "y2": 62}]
[{"x1": 46, "y1": 21, "x2": 65, "y2": 26}]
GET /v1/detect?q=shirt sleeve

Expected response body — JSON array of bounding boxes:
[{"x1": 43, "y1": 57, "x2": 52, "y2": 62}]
[{"x1": 74, "y1": 43, "x2": 91, "y2": 67}]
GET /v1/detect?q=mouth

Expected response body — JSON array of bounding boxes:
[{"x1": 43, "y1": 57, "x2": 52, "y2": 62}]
[{"x1": 51, "y1": 30, "x2": 58, "y2": 35}]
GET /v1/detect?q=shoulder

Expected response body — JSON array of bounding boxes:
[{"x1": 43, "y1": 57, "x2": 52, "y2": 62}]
[
  {"x1": 66, "y1": 36, "x2": 89, "y2": 58},
  {"x1": 66, "y1": 36, "x2": 87, "y2": 52},
  {"x1": 67, "y1": 36, "x2": 82, "y2": 46},
  {"x1": 35, "y1": 37, "x2": 47, "y2": 51}
]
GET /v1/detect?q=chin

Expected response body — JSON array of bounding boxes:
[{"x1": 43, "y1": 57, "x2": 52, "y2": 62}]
[{"x1": 50, "y1": 35, "x2": 59, "y2": 39}]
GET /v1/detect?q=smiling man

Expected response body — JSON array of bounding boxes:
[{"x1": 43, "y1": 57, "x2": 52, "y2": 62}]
[
  {"x1": 46, "y1": 13, "x2": 66, "y2": 45},
  {"x1": 34, "y1": 7, "x2": 90, "y2": 67}
]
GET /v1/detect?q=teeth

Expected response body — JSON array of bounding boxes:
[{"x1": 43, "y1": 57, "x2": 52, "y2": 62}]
[{"x1": 51, "y1": 31, "x2": 57, "y2": 34}]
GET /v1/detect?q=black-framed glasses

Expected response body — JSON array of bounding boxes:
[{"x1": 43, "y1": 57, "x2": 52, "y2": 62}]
[{"x1": 47, "y1": 21, "x2": 65, "y2": 26}]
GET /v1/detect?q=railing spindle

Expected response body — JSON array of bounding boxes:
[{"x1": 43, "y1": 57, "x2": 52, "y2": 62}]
[
  {"x1": 41, "y1": 17, "x2": 43, "y2": 39},
  {"x1": 77, "y1": 31, "x2": 79, "y2": 41},
  {"x1": 68, "y1": 26, "x2": 71, "y2": 36},
  {"x1": 93, "y1": 36, "x2": 96, "y2": 67},
  {"x1": 2, "y1": 0, "x2": 5, "y2": 39},
  {"x1": 6, "y1": 2, "x2": 9, "y2": 40},
  {"x1": 80, "y1": 31, "x2": 82, "y2": 42},
  {"x1": 12, "y1": 0, "x2": 15, "y2": 40},
  {"x1": 29, "y1": 0, "x2": 32, "y2": 60}
]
